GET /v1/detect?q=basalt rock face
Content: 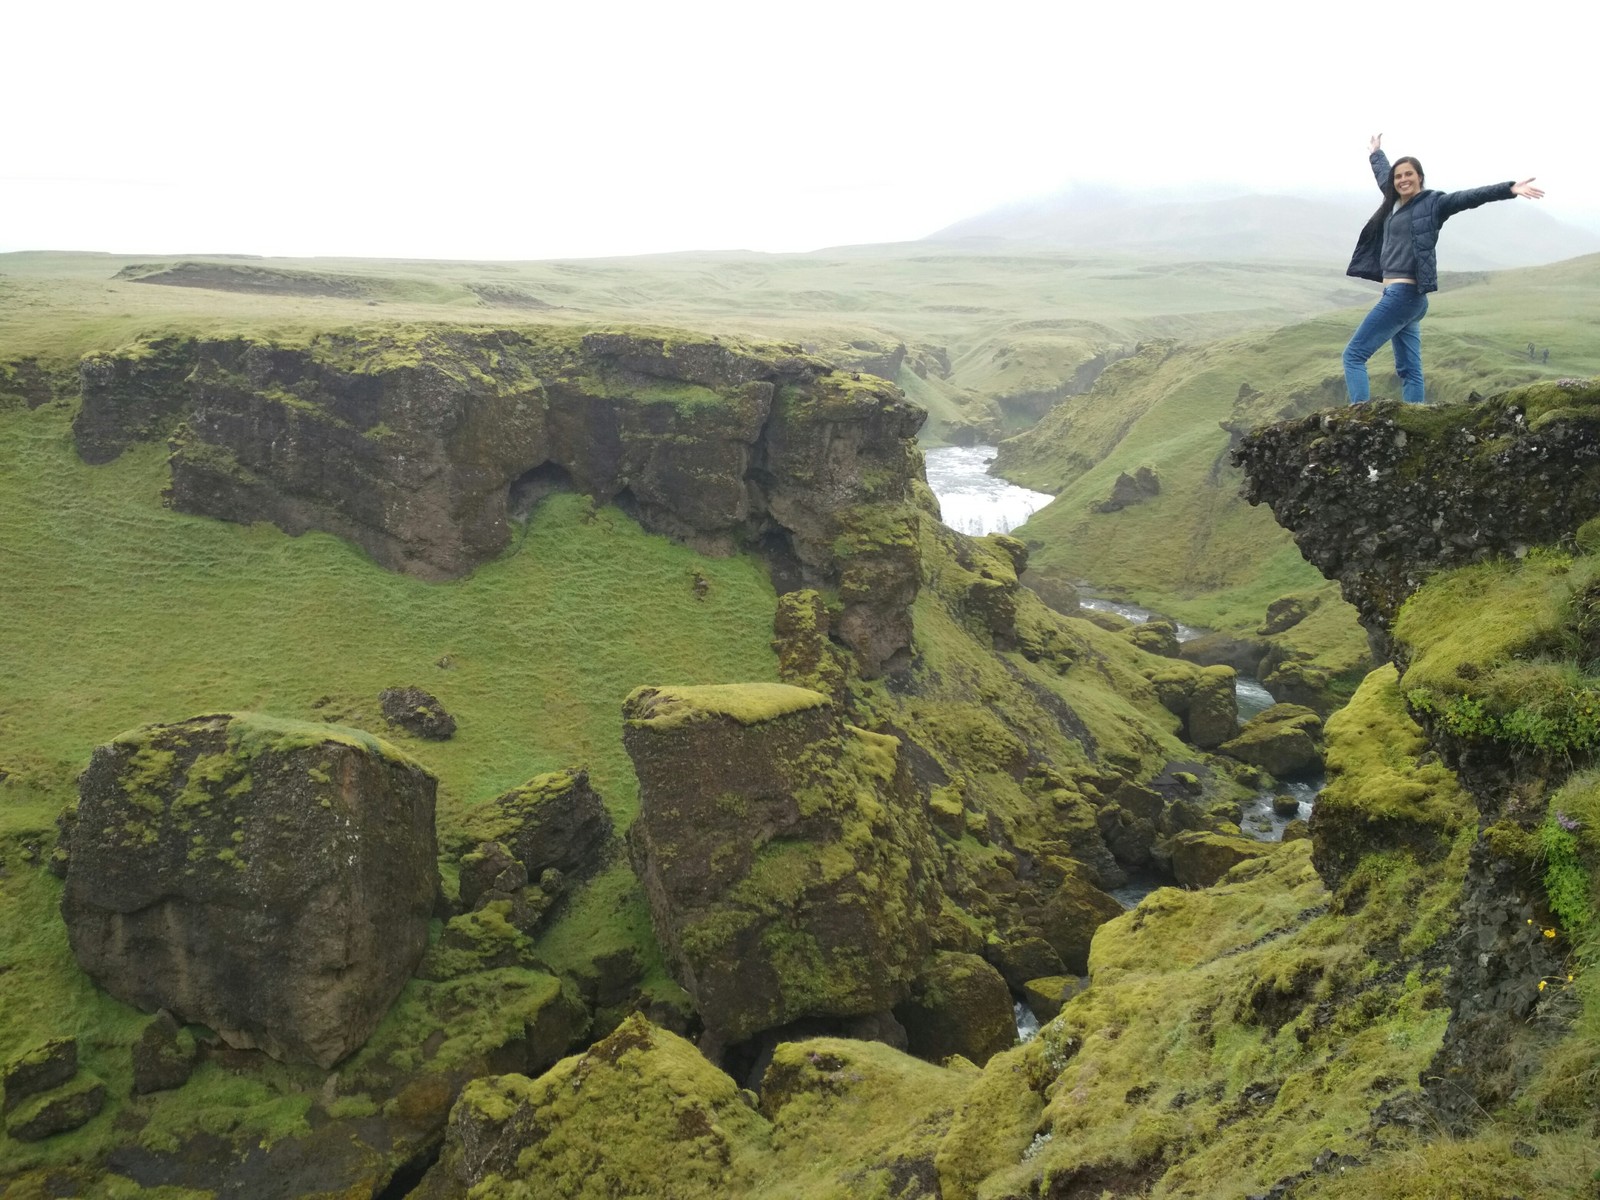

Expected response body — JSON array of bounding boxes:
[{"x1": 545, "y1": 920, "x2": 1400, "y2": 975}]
[
  {"x1": 1234, "y1": 386, "x2": 1600, "y2": 641},
  {"x1": 622, "y1": 683, "x2": 940, "y2": 1043},
  {"x1": 61, "y1": 714, "x2": 438, "y2": 1069},
  {"x1": 74, "y1": 328, "x2": 926, "y2": 674}
]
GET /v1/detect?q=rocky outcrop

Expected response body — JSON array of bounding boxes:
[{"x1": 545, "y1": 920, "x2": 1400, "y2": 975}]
[
  {"x1": 1236, "y1": 380, "x2": 1600, "y2": 1131},
  {"x1": 73, "y1": 328, "x2": 926, "y2": 673},
  {"x1": 623, "y1": 683, "x2": 940, "y2": 1043},
  {"x1": 61, "y1": 714, "x2": 438, "y2": 1069},
  {"x1": 1234, "y1": 383, "x2": 1600, "y2": 639},
  {"x1": 771, "y1": 588, "x2": 846, "y2": 699},
  {"x1": 1093, "y1": 465, "x2": 1160, "y2": 513}
]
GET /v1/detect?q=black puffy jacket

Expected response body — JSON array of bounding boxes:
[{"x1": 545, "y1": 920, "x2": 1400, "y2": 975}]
[{"x1": 1346, "y1": 151, "x2": 1515, "y2": 293}]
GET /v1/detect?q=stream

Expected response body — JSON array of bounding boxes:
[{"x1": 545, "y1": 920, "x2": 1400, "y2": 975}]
[{"x1": 923, "y1": 444, "x2": 1325, "y2": 863}]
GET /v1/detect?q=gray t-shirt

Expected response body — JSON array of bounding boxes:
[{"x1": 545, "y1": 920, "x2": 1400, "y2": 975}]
[{"x1": 1381, "y1": 202, "x2": 1418, "y2": 278}]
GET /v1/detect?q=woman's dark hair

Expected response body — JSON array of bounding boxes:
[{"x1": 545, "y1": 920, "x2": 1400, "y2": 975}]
[{"x1": 1359, "y1": 155, "x2": 1426, "y2": 243}]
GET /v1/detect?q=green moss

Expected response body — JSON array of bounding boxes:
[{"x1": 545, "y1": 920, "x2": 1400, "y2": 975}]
[
  {"x1": 1396, "y1": 554, "x2": 1600, "y2": 756},
  {"x1": 444, "y1": 1016, "x2": 772, "y2": 1198},
  {"x1": 623, "y1": 682, "x2": 829, "y2": 729},
  {"x1": 1319, "y1": 665, "x2": 1471, "y2": 829}
]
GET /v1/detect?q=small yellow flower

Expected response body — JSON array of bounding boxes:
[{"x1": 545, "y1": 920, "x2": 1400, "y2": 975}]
[
  {"x1": 1538, "y1": 980, "x2": 1548, "y2": 991},
  {"x1": 1543, "y1": 928, "x2": 1556, "y2": 939}
]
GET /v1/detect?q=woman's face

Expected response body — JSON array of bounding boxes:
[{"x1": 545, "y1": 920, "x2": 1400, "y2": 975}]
[{"x1": 1393, "y1": 161, "x2": 1422, "y2": 199}]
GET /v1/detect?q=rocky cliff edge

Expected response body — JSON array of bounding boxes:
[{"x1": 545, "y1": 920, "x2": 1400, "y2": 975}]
[{"x1": 72, "y1": 326, "x2": 927, "y2": 674}]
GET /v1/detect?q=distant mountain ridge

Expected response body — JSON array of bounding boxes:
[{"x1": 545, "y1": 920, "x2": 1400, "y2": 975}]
[{"x1": 929, "y1": 189, "x2": 1600, "y2": 270}]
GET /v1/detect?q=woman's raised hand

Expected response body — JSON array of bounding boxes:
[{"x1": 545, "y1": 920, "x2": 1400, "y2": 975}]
[
  {"x1": 1369, "y1": 133, "x2": 1382, "y2": 153},
  {"x1": 1512, "y1": 178, "x2": 1545, "y2": 200}
]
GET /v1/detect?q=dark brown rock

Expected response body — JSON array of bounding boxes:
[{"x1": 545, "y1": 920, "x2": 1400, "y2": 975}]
[
  {"x1": 380, "y1": 686, "x2": 457, "y2": 740},
  {"x1": 1093, "y1": 466, "x2": 1160, "y2": 513},
  {"x1": 1036, "y1": 870, "x2": 1126, "y2": 975},
  {"x1": 456, "y1": 768, "x2": 612, "y2": 884},
  {"x1": 457, "y1": 841, "x2": 529, "y2": 911},
  {"x1": 894, "y1": 952, "x2": 1015, "y2": 1066},
  {"x1": 61, "y1": 714, "x2": 438, "y2": 1069},
  {"x1": 623, "y1": 683, "x2": 940, "y2": 1042},
  {"x1": 987, "y1": 936, "x2": 1066, "y2": 991}
]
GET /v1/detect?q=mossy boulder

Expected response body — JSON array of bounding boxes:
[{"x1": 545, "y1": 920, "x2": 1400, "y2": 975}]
[
  {"x1": 1166, "y1": 830, "x2": 1270, "y2": 888},
  {"x1": 894, "y1": 952, "x2": 1015, "y2": 1066},
  {"x1": 1258, "y1": 594, "x2": 1319, "y2": 635},
  {"x1": 1179, "y1": 631, "x2": 1269, "y2": 676},
  {"x1": 61, "y1": 713, "x2": 438, "y2": 1069},
  {"x1": 624, "y1": 683, "x2": 940, "y2": 1042},
  {"x1": 986, "y1": 935, "x2": 1066, "y2": 992},
  {"x1": 1219, "y1": 704, "x2": 1324, "y2": 779},
  {"x1": 771, "y1": 588, "x2": 846, "y2": 698},
  {"x1": 1125, "y1": 618, "x2": 1180, "y2": 659},
  {"x1": 131, "y1": 1010, "x2": 197, "y2": 1095},
  {"x1": 3, "y1": 1075, "x2": 106, "y2": 1143},
  {"x1": 379, "y1": 685, "x2": 457, "y2": 740},
  {"x1": 418, "y1": 1015, "x2": 769, "y2": 1199},
  {"x1": 1021, "y1": 567, "x2": 1081, "y2": 616},
  {"x1": 1149, "y1": 663, "x2": 1238, "y2": 749},
  {"x1": 1189, "y1": 666, "x2": 1240, "y2": 749},
  {"x1": 2, "y1": 1039, "x2": 78, "y2": 1115}
]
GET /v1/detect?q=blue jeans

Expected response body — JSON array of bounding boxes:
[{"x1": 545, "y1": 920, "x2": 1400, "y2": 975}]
[{"x1": 1343, "y1": 283, "x2": 1429, "y2": 404}]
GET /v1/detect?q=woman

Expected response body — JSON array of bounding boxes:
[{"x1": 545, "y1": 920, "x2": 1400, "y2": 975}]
[{"x1": 1343, "y1": 134, "x2": 1543, "y2": 404}]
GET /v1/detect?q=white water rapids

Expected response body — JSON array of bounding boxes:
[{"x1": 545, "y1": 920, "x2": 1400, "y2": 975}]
[{"x1": 923, "y1": 445, "x2": 1054, "y2": 536}]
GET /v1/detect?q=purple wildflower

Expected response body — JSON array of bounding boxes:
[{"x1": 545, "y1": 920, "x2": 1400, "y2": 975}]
[{"x1": 1555, "y1": 811, "x2": 1580, "y2": 832}]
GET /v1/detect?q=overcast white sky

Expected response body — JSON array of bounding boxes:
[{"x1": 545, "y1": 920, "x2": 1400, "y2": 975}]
[{"x1": 3, "y1": 0, "x2": 1596, "y2": 260}]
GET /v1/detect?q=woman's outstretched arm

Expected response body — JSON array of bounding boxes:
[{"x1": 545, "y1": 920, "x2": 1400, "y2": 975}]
[
  {"x1": 1367, "y1": 133, "x2": 1390, "y2": 190},
  {"x1": 1439, "y1": 176, "x2": 1545, "y2": 219}
]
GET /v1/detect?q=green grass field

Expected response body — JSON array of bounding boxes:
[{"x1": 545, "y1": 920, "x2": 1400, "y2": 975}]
[{"x1": 0, "y1": 246, "x2": 1376, "y2": 443}]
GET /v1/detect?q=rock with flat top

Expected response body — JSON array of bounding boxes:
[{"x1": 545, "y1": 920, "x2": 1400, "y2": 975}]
[{"x1": 62, "y1": 713, "x2": 438, "y2": 1069}]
